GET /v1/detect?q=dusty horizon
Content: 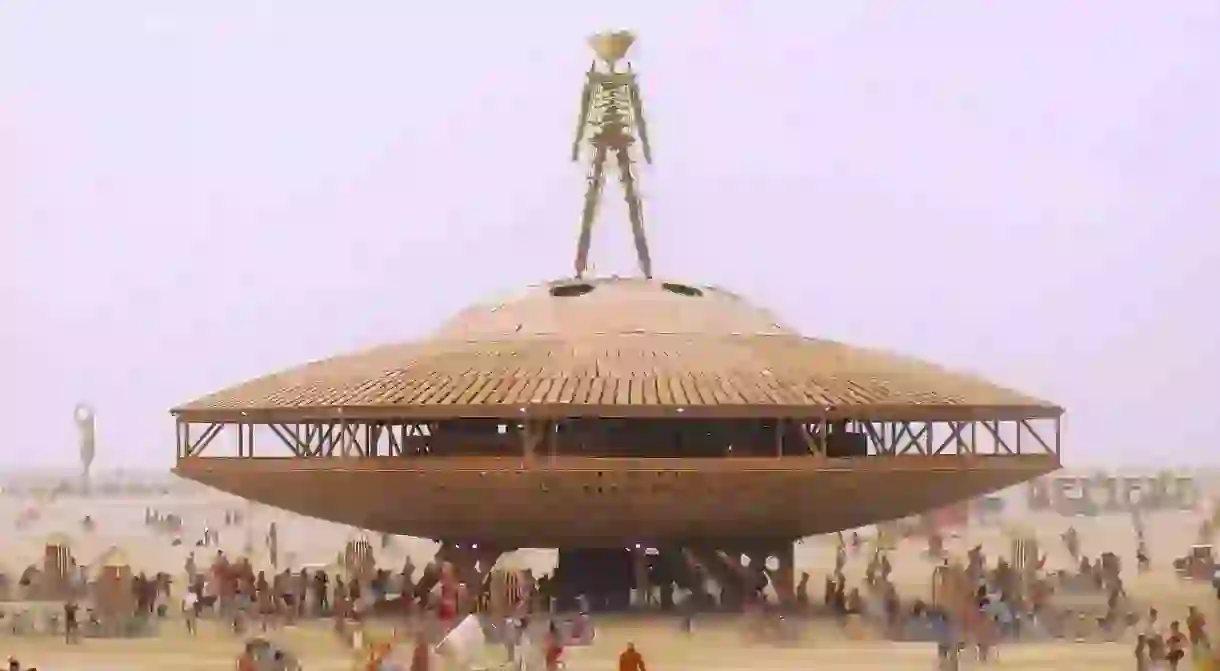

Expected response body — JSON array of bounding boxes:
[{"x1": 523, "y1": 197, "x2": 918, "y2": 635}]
[{"x1": 4, "y1": 2, "x2": 1218, "y2": 469}]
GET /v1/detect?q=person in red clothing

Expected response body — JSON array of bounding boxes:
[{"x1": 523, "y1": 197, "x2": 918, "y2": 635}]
[
  {"x1": 544, "y1": 622, "x2": 565, "y2": 671},
  {"x1": 236, "y1": 647, "x2": 257, "y2": 671},
  {"x1": 437, "y1": 562, "x2": 458, "y2": 627},
  {"x1": 1166, "y1": 621, "x2": 1186, "y2": 670},
  {"x1": 411, "y1": 637, "x2": 431, "y2": 671},
  {"x1": 619, "y1": 642, "x2": 647, "y2": 671}
]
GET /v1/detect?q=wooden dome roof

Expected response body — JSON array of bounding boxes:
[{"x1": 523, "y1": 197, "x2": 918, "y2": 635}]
[{"x1": 173, "y1": 278, "x2": 1061, "y2": 422}]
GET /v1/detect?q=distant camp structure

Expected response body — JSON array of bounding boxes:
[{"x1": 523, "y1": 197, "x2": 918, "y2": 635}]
[
  {"x1": 341, "y1": 536, "x2": 376, "y2": 582},
  {"x1": 43, "y1": 532, "x2": 74, "y2": 597},
  {"x1": 1, "y1": 477, "x2": 184, "y2": 499},
  {"x1": 1027, "y1": 471, "x2": 1198, "y2": 515},
  {"x1": 92, "y1": 545, "x2": 136, "y2": 624},
  {"x1": 14, "y1": 532, "x2": 78, "y2": 600}
]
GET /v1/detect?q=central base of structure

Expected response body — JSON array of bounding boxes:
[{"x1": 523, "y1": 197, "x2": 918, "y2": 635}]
[{"x1": 417, "y1": 539, "x2": 798, "y2": 614}]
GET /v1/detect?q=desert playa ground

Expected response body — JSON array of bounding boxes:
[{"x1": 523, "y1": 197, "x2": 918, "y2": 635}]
[
  {"x1": 0, "y1": 619, "x2": 1156, "y2": 670},
  {"x1": 1, "y1": 475, "x2": 1216, "y2": 669}
]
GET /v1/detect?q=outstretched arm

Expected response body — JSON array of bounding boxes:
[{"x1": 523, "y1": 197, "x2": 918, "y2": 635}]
[
  {"x1": 628, "y1": 77, "x2": 652, "y2": 164},
  {"x1": 571, "y1": 64, "x2": 597, "y2": 161}
]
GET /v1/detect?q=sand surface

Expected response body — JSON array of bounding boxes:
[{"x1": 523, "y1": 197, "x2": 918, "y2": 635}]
[
  {"x1": 0, "y1": 620, "x2": 1161, "y2": 670},
  {"x1": 2, "y1": 478, "x2": 1217, "y2": 669}
]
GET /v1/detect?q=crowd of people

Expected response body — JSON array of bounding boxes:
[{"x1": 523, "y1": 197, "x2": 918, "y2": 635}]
[{"x1": 5, "y1": 503, "x2": 1220, "y2": 670}]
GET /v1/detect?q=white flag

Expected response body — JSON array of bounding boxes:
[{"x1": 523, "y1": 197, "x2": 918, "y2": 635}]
[{"x1": 437, "y1": 614, "x2": 486, "y2": 668}]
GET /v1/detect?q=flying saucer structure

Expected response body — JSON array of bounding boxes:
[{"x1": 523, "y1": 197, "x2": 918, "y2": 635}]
[{"x1": 171, "y1": 31, "x2": 1062, "y2": 606}]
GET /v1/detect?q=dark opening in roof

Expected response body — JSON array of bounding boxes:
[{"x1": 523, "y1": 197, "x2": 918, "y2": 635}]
[
  {"x1": 661, "y1": 282, "x2": 703, "y2": 297},
  {"x1": 549, "y1": 283, "x2": 596, "y2": 298}
]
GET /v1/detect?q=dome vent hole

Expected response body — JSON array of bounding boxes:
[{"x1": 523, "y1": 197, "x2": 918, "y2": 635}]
[
  {"x1": 661, "y1": 282, "x2": 703, "y2": 297},
  {"x1": 549, "y1": 283, "x2": 596, "y2": 298}
]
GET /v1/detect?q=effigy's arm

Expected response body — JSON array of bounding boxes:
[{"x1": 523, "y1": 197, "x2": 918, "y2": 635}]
[
  {"x1": 628, "y1": 77, "x2": 652, "y2": 164},
  {"x1": 571, "y1": 65, "x2": 597, "y2": 161}
]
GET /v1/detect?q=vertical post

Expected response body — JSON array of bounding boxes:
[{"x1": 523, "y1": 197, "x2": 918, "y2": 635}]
[
  {"x1": 339, "y1": 416, "x2": 349, "y2": 457},
  {"x1": 183, "y1": 422, "x2": 192, "y2": 458},
  {"x1": 969, "y1": 422, "x2": 976, "y2": 456},
  {"x1": 774, "y1": 541, "x2": 795, "y2": 606},
  {"x1": 632, "y1": 546, "x2": 650, "y2": 609},
  {"x1": 817, "y1": 416, "x2": 828, "y2": 458},
  {"x1": 1015, "y1": 420, "x2": 1022, "y2": 455},
  {"x1": 775, "y1": 419, "x2": 783, "y2": 458},
  {"x1": 490, "y1": 566, "x2": 507, "y2": 618},
  {"x1": 1054, "y1": 416, "x2": 1061, "y2": 458},
  {"x1": 522, "y1": 420, "x2": 537, "y2": 468},
  {"x1": 925, "y1": 423, "x2": 934, "y2": 457}
]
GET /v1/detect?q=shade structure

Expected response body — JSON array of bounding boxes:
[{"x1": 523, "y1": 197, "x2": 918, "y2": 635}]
[
  {"x1": 173, "y1": 278, "x2": 1060, "y2": 423},
  {"x1": 172, "y1": 276, "x2": 1062, "y2": 544}
]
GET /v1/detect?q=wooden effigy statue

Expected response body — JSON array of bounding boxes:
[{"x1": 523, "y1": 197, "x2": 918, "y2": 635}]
[{"x1": 571, "y1": 30, "x2": 654, "y2": 279}]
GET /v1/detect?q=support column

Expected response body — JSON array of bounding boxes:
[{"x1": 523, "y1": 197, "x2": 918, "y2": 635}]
[
  {"x1": 437, "y1": 543, "x2": 504, "y2": 613},
  {"x1": 744, "y1": 548, "x2": 771, "y2": 604},
  {"x1": 708, "y1": 548, "x2": 749, "y2": 609},
  {"x1": 632, "y1": 547, "x2": 650, "y2": 609},
  {"x1": 741, "y1": 543, "x2": 796, "y2": 607},
  {"x1": 768, "y1": 542, "x2": 796, "y2": 607}
]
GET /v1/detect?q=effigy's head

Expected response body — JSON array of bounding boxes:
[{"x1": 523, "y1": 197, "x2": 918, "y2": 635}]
[{"x1": 588, "y1": 31, "x2": 636, "y2": 67}]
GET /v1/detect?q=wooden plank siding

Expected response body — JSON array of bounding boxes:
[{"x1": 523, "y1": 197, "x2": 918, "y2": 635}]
[
  {"x1": 173, "y1": 335, "x2": 1061, "y2": 421},
  {"x1": 172, "y1": 280, "x2": 1062, "y2": 423}
]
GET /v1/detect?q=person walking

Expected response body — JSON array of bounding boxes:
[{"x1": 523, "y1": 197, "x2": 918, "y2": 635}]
[{"x1": 619, "y1": 642, "x2": 647, "y2": 671}]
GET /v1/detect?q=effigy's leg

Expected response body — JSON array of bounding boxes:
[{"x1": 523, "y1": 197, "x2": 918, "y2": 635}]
[
  {"x1": 575, "y1": 145, "x2": 609, "y2": 278},
  {"x1": 614, "y1": 148, "x2": 652, "y2": 278}
]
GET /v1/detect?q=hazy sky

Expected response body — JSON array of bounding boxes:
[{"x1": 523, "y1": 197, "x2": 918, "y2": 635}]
[{"x1": 2, "y1": 2, "x2": 1218, "y2": 469}]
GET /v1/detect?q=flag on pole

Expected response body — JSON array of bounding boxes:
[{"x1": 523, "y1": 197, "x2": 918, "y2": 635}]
[{"x1": 437, "y1": 614, "x2": 487, "y2": 669}]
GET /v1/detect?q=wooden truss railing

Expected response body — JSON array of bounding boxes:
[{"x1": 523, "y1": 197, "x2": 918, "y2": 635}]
[{"x1": 175, "y1": 417, "x2": 1061, "y2": 461}]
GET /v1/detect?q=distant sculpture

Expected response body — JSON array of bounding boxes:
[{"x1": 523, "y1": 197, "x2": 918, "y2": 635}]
[
  {"x1": 267, "y1": 522, "x2": 279, "y2": 569},
  {"x1": 571, "y1": 30, "x2": 654, "y2": 279},
  {"x1": 75, "y1": 403, "x2": 96, "y2": 493}
]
